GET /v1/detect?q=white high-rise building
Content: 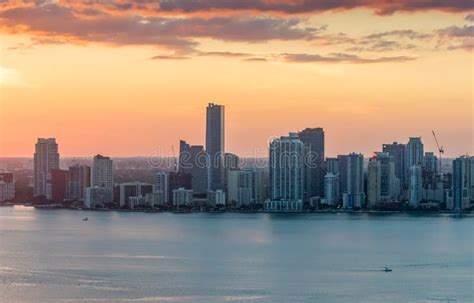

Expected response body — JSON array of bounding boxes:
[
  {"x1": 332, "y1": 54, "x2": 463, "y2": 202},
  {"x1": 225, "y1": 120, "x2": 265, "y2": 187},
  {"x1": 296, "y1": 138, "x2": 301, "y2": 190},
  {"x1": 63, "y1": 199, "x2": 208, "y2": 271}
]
[
  {"x1": 367, "y1": 152, "x2": 400, "y2": 208},
  {"x1": 91, "y1": 155, "x2": 114, "y2": 189},
  {"x1": 409, "y1": 165, "x2": 423, "y2": 208},
  {"x1": 154, "y1": 172, "x2": 169, "y2": 204},
  {"x1": 265, "y1": 133, "x2": 304, "y2": 212},
  {"x1": 34, "y1": 138, "x2": 60, "y2": 199},
  {"x1": 208, "y1": 189, "x2": 226, "y2": 207}
]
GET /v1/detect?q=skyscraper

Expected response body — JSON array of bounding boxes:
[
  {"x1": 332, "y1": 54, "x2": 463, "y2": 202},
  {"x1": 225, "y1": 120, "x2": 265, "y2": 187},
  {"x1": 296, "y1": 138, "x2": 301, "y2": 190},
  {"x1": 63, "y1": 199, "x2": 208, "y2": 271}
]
[
  {"x1": 189, "y1": 145, "x2": 209, "y2": 194},
  {"x1": 323, "y1": 172, "x2": 338, "y2": 206},
  {"x1": 266, "y1": 133, "x2": 304, "y2": 212},
  {"x1": 367, "y1": 152, "x2": 399, "y2": 208},
  {"x1": 51, "y1": 169, "x2": 69, "y2": 203},
  {"x1": 68, "y1": 164, "x2": 91, "y2": 201},
  {"x1": 299, "y1": 128, "x2": 325, "y2": 201},
  {"x1": 342, "y1": 153, "x2": 365, "y2": 209},
  {"x1": 228, "y1": 168, "x2": 264, "y2": 207},
  {"x1": 406, "y1": 137, "x2": 424, "y2": 169},
  {"x1": 154, "y1": 172, "x2": 169, "y2": 204},
  {"x1": 382, "y1": 142, "x2": 406, "y2": 188},
  {"x1": 448, "y1": 156, "x2": 472, "y2": 211},
  {"x1": 409, "y1": 165, "x2": 423, "y2": 208},
  {"x1": 34, "y1": 138, "x2": 60, "y2": 199},
  {"x1": 206, "y1": 103, "x2": 225, "y2": 190}
]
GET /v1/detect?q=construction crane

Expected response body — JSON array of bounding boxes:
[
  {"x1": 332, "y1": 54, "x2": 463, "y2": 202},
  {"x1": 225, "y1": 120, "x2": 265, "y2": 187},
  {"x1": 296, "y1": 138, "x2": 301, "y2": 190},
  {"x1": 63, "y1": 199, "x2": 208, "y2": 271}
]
[{"x1": 432, "y1": 131, "x2": 444, "y2": 174}]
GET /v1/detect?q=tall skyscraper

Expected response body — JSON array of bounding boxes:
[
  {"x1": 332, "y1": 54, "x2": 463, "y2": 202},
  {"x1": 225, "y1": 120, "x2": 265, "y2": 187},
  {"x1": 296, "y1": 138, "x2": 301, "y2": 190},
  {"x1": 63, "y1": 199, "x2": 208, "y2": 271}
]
[
  {"x1": 424, "y1": 152, "x2": 438, "y2": 174},
  {"x1": 189, "y1": 145, "x2": 209, "y2": 194},
  {"x1": 154, "y1": 172, "x2": 169, "y2": 204},
  {"x1": 34, "y1": 138, "x2": 60, "y2": 199},
  {"x1": 342, "y1": 153, "x2": 365, "y2": 209},
  {"x1": 206, "y1": 103, "x2": 225, "y2": 191},
  {"x1": 382, "y1": 142, "x2": 406, "y2": 188},
  {"x1": 409, "y1": 165, "x2": 423, "y2": 208},
  {"x1": 406, "y1": 137, "x2": 424, "y2": 169},
  {"x1": 367, "y1": 158, "x2": 381, "y2": 208},
  {"x1": 299, "y1": 128, "x2": 325, "y2": 201},
  {"x1": 178, "y1": 140, "x2": 191, "y2": 174},
  {"x1": 266, "y1": 133, "x2": 304, "y2": 211},
  {"x1": 68, "y1": 164, "x2": 91, "y2": 201}
]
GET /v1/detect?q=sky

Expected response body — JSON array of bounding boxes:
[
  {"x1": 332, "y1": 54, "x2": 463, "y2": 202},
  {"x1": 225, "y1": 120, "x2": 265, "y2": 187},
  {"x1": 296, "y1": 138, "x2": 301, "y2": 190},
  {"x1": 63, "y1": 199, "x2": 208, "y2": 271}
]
[{"x1": 0, "y1": 0, "x2": 473, "y2": 158}]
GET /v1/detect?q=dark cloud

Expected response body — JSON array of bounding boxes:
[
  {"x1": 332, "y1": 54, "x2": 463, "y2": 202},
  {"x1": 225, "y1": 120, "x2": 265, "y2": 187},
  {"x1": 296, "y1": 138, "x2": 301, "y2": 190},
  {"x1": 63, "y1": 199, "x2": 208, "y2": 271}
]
[
  {"x1": 437, "y1": 25, "x2": 474, "y2": 37},
  {"x1": 0, "y1": 2, "x2": 319, "y2": 52},
  {"x1": 282, "y1": 53, "x2": 416, "y2": 63},
  {"x1": 155, "y1": 0, "x2": 473, "y2": 15},
  {"x1": 465, "y1": 14, "x2": 474, "y2": 22}
]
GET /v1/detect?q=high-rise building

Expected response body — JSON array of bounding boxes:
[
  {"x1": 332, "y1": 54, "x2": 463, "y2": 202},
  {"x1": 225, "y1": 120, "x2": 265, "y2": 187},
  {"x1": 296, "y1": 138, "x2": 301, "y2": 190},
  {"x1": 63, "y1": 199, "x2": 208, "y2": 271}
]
[
  {"x1": 323, "y1": 173, "x2": 338, "y2": 206},
  {"x1": 0, "y1": 173, "x2": 15, "y2": 202},
  {"x1": 325, "y1": 157, "x2": 339, "y2": 175},
  {"x1": 68, "y1": 164, "x2": 91, "y2": 201},
  {"x1": 154, "y1": 172, "x2": 169, "y2": 204},
  {"x1": 90, "y1": 154, "x2": 114, "y2": 205},
  {"x1": 342, "y1": 153, "x2": 365, "y2": 209},
  {"x1": 224, "y1": 152, "x2": 239, "y2": 192},
  {"x1": 337, "y1": 155, "x2": 349, "y2": 201},
  {"x1": 227, "y1": 169, "x2": 264, "y2": 207},
  {"x1": 51, "y1": 169, "x2": 69, "y2": 203},
  {"x1": 409, "y1": 165, "x2": 423, "y2": 208},
  {"x1": 299, "y1": 128, "x2": 325, "y2": 201},
  {"x1": 424, "y1": 152, "x2": 438, "y2": 174},
  {"x1": 178, "y1": 140, "x2": 192, "y2": 174},
  {"x1": 206, "y1": 103, "x2": 225, "y2": 191},
  {"x1": 189, "y1": 145, "x2": 209, "y2": 194},
  {"x1": 447, "y1": 156, "x2": 472, "y2": 211},
  {"x1": 265, "y1": 133, "x2": 304, "y2": 212},
  {"x1": 34, "y1": 138, "x2": 60, "y2": 199},
  {"x1": 367, "y1": 152, "x2": 399, "y2": 208},
  {"x1": 91, "y1": 155, "x2": 113, "y2": 189},
  {"x1": 406, "y1": 137, "x2": 424, "y2": 171},
  {"x1": 382, "y1": 142, "x2": 406, "y2": 188}
]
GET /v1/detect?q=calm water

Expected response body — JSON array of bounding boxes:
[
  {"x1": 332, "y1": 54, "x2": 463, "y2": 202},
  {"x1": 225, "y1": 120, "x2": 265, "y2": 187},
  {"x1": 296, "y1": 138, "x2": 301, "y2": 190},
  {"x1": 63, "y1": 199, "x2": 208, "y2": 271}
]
[{"x1": 0, "y1": 207, "x2": 473, "y2": 303}]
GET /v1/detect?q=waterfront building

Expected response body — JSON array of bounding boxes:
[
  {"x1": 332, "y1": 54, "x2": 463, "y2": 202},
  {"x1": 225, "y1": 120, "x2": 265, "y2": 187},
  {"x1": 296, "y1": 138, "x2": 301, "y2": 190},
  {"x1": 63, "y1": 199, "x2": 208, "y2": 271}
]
[
  {"x1": 446, "y1": 156, "x2": 472, "y2": 210},
  {"x1": 34, "y1": 138, "x2": 60, "y2": 199},
  {"x1": 206, "y1": 103, "x2": 225, "y2": 191},
  {"x1": 207, "y1": 189, "x2": 226, "y2": 207},
  {"x1": 68, "y1": 164, "x2": 91, "y2": 201},
  {"x1": 299, "y1": 128, "x2": 325, "y2": 201},
  {"x1": 227, "y1": 169, "x2": 264, "y2": 207},
  {"x1": 323, "y1": 172, "x2": 338, "y2": 206},
  {"x1": 266, "y1": 133, "x2": 304, "y2": 212},
  {"x1": 341, "y1": 153, "x2": 365, "y2": 209},
  {"x1": 172, "y1": 188, "x2": 193, "y2": 206},
  {"x1": 119, "y1": 182, "x2": 154, "y2": 208},
  {"x1": 382, "y1": 142, "x2": 407, "y2": 188},
  {"x1": 154, "y1": 172, "x2": 169, "y2": 204},
  {"x1": 409, "y1": 165, "x2": 423, "y2": 208}
]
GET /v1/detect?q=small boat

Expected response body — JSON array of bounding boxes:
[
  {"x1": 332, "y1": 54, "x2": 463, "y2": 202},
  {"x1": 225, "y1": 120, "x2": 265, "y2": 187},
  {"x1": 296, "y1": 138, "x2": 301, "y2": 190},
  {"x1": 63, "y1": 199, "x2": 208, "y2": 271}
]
[
  {"x1": 383, "y1": 266, "x2": 392, "y2": 272},
  {"x1": 82, "y1": 217, "x2": 88, "y2": 221}
]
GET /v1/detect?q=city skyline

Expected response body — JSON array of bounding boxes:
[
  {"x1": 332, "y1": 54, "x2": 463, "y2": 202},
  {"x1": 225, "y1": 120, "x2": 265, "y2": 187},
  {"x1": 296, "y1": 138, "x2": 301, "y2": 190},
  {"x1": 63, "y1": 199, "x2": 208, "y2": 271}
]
[{"x1": 1, "y1": 1, "x2": 473, "y2": 158}]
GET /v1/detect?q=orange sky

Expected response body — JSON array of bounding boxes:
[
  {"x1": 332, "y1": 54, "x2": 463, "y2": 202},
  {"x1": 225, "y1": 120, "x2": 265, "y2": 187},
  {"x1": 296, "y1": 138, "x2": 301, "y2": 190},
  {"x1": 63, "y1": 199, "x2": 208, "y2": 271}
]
[{"x1": 0, "y1": 1, "x2": 473, "y2": 157}]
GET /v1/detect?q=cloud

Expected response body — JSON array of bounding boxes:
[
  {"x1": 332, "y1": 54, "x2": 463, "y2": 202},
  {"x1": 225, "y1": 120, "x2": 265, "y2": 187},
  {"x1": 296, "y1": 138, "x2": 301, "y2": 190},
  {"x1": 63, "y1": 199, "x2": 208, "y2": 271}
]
[
  {"x1": 153, "y1": 0, "x2": 474, "y2": 15},
  {"x1": 436, "y1": 25, "x2": 474, "y2": 51},
  {"x1": 282, "y1": 53, "x2": 417, "y2": 64},
  {"x1": 151, "y1": 55, "x2": 190, "y2": 60},
  {"x1": 364, "y1": 30, "x2": 432, "y2": 40},
  {"x1": 0, "y1": 2, "x2": 319, "y2": 52}
]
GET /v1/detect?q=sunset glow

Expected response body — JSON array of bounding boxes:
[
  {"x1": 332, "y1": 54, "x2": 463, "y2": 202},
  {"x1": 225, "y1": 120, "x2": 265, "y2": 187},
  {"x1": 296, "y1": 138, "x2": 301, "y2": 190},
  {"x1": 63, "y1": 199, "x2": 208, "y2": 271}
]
[{"x1": 0, "y1": 1, "x2": 472, "y2": 157}]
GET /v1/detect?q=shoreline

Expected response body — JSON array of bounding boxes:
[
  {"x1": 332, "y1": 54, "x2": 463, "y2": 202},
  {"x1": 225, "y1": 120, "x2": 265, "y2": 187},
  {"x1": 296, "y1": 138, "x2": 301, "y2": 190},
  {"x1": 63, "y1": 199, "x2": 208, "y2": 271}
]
[{"x1": 2, "y1": 204, "x2": 472, "y2": 215}]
